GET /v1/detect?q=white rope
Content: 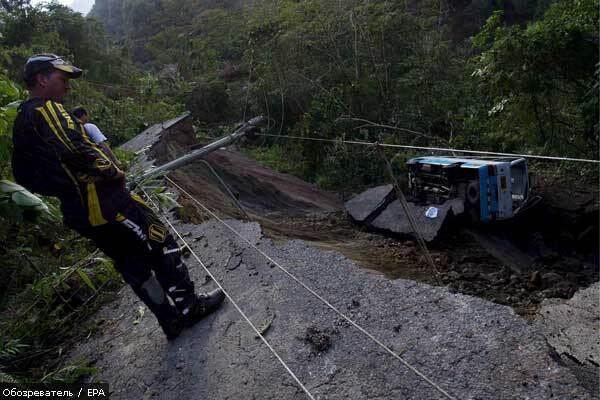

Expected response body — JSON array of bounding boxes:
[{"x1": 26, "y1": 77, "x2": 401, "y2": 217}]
[
  {"x1": 256, "y1": 133, "x2": 600, "y2": 164},
  {"x1": 139, "y1": 187, "x2": 316, "y2": 400},
  {"x1": 165, "y1": 176, "x2": 459, "y2": 400}
]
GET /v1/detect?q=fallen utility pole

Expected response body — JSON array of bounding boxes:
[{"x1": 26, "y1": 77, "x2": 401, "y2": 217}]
[{"x1": 133, "y1": 116, "x2": 266, "y2": 186}]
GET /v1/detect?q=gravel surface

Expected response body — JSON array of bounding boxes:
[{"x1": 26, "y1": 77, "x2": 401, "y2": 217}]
[
  {"x1": 536, "y1": 282, "x2": 599, "y2": 394},
  {"x1": 69, "y1": 217, "x2": 593, "y2": 399}
]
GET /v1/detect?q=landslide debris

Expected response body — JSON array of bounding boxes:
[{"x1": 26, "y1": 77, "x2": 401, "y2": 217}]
[{"x1": 122, "y1": 115, "x2": 598, "y2": 318}]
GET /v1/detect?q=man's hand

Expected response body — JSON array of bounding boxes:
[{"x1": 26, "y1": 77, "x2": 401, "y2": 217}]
[{"x1": 115, "y1": 170, "x2": 126, "y2": 190}]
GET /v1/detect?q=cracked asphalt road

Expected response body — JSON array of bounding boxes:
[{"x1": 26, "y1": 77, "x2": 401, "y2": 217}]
[{"x1": 69, "y1": 217, "x2": 593, "y2": 399}]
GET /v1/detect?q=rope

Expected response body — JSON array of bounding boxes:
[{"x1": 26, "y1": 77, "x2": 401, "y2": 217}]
[
  {"x1": 138, "y1": 187, "x2": 316, "y2": 400},
  {"x1": 377, "y1": 145, "x2": 441, "y2": 283},
  {"x1": 255, "y1": 133, "x2": 600, "y2": 164},
  {"x1": 164, "y1": 176, "x2": 459, "y2": 400}
]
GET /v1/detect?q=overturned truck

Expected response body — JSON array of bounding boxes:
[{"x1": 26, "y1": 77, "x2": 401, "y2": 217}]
[{"x1": 346, "y1": 156, "x2": 539, "y2": 241}]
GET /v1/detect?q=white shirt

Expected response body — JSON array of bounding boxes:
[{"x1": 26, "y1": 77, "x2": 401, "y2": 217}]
[{"x1": 84, "y1": 123, "x2": 107, "y2": 143}]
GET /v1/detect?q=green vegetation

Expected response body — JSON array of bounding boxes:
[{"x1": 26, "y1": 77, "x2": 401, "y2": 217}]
[
  {"x1": 92, "y1": 0, "x2": 598, "y2": 191},
  {"x1": 471, "y1": 2, "x2": 599, "y2": 155},
  {"x1": 0, "y1": 1, "x2": 184, "y2": 149},
  {"x1": 0, "y1": 67, "x2": 118, "y2": 382},
  {"x1": 0, "y1": 1, "x2": 185, "y2": 382}
]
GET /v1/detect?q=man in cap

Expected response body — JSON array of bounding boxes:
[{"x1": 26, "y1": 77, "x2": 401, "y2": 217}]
[{"x1": 12, "y1": 53, "x2": 225, "y2": 340}]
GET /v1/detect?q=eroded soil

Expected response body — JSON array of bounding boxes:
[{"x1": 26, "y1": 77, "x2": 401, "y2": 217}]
[{"x1": 176, "y1": 178, "x2": 598, "y2": 321}]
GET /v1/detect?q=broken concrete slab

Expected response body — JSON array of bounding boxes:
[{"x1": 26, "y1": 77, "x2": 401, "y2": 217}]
[
  {"x1": 120, "y1": 113, "x2": 191, "y2": 154},
  {"x1": 120, "y1": 113, "x2": 193, "y2": 175},
  {"x1": 370, "y1": 198, "x2": 463, "y2": 241},
  {"x1": 345, "y1": 184, "x2": 395, "y2": 223},
  {"x1": 537, "y1": 282, "x2": 599, "y2": 366},
  {"x1": 119, "y1": 114, "x2": 342, "y2": 215},
  {"x1": 467, "y1": 230, "x2": 536, "y2": 273}
]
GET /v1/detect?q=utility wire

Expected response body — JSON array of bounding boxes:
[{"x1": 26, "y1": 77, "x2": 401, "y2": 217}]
[
  {"x1": 139, "y1": 187, "x2": 317, "y2": 400},
  {"x1": 255, "y1": 133, "x2": 600, "y2": 164},
  {"x1": 165, "y1": 176, "x2": 459, "y2": 400},
  {"x1": 377, "y1": 145, "x2": 441, "y2": 283}
]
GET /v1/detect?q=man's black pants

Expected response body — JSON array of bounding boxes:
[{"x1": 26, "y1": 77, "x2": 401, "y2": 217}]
[{"x1": 74, "y1": 193, "x2": 197, "y2": 325}]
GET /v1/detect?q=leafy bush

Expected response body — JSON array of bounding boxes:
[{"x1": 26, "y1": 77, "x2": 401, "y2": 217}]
[
  {"x1": 0, "y1": 72, "x2": 24, "y2": 178},
  {"x1": 470, "y1": 1, "x2": 599, "y2": 158}
]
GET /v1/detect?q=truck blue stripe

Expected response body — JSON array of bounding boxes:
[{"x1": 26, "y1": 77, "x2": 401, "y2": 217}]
[
  {"x1": 490, "y1": 174, "x2": 498, "y2": 218},
  {"x1": 479, "y1": 166, "x2": 489, "y2": 222}
]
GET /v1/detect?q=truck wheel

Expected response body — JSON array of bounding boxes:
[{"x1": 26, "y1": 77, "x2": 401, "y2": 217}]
[{"x1": 466, "y1": 181, "x2": 480, "y2": 205}]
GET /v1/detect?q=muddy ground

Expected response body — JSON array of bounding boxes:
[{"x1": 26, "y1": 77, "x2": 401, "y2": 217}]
[
  {"x1": 86, "y1": 116, "x2": 599, "y2": 398},
  {"x1": 174, "y1": 162, "x2": 598, "y2": 321},
  {"x1": 137, "y1": 117, "x2": 599, "y2": 321}
]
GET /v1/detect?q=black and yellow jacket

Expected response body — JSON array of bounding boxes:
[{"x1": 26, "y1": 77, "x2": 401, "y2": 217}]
[{"x1": 12, "y1": 97, "x2": 128, "y2": 229}]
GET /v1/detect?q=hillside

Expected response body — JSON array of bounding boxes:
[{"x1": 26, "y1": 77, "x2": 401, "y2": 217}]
[{"x1": 88, "y1": 0, "x2": 598, "y2": 194}]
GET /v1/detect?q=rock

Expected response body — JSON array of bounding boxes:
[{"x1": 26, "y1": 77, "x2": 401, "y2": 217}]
[
  {"x1": 462, "y1": 270, "x2": 479, "y2": 281},
  {"x1": 225, "y1": 255, "x2": 242, "y2": 271},
  {"x1": 528, "y1": 271, "x2": 542, "y2": 289},
  {"x1": 537, "y1": 283, "x2": 600, "y2": 366},
  {"x1": 344, "y1": 185, "x2": 395, "y2": 223},
  {"x1": 369, "y1": 198, "x2": 464, "y2": 242},
  {"x1": 541, "y1": 272, "x2": 563, "y2": 289},
  {"x1": 509, "y1": 274, "x2": 520, "y2": 285},
  {"x1": 304, "y1": 326, "x2": 336, "y2": 353},
  {"x1": 447, "y1": 271, "x2": 460, "y2": 280},
  {"x1": 543, "y1": 281, "x2": 575, "y2": 299},
  {"x1": 254, "y1": 312, "x2": 275, "y2": 338}
]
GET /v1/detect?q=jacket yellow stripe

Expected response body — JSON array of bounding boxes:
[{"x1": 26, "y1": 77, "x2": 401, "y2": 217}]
[
  {"x1": 89, "y1": 140, "x2": 112, "y2": 164},
  {"x1": 55, "y1": 103, "x2": 75, "y2": 130},
  {"x1": 86, "y1": 182, "x2": 108, "y2": 226},
  {"x1": 36, "y1": 107, "x2": 70, "y2": 150},
  {"x1": 61, "y1": 162, "x2": 84, "y2": 205},
  {"x1": 45, "y1": 101, "x2": 75, "y2": 151}
]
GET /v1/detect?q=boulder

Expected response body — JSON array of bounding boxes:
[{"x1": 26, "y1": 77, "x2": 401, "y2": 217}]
[
  {"x1": 537, "y1": 282, "x2": 600, "y2": 366},
  {"x1": 370, "y1": 198, "x2": 464, "y2": 241},
  {"x1": 344, "y1": 184, "x2": 395, "y2": 223}
]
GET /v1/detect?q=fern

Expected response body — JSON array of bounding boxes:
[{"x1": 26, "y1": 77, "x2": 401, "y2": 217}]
[
  {"x1": 0, "y1": 371, "x2": 20, "y2": 383},
  {"x1": 40, "y1": 364, "x2": 98, "y2": 384},
  {"x1": 0, "y1": 339, "x2": 28, "y2": 361}
]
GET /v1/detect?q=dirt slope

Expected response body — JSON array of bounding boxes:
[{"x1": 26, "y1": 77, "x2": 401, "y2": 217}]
[{"x1": 121, "y1": 115, "x2": 341, "y2": 218}]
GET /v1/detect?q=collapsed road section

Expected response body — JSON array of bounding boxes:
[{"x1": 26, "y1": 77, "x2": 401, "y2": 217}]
[
  {"x1": 345, "y1": 184, "x2": 464, "y2": 241},
  {"x1": 345, "y1": 156, "x2": 540, "y2": 241},
  {"x1": 65, "y1": 115, "x2": 598, "y2": 399}
]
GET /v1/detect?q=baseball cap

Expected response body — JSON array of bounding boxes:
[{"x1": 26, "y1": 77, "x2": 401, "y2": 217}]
[{"x1": 23, "y1": 53, "x2": 83, "y2": 82}]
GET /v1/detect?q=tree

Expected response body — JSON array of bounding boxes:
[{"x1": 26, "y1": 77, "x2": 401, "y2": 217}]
[{"x1": 471, "y1": 0, "x2": 599, "y2": 157}]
